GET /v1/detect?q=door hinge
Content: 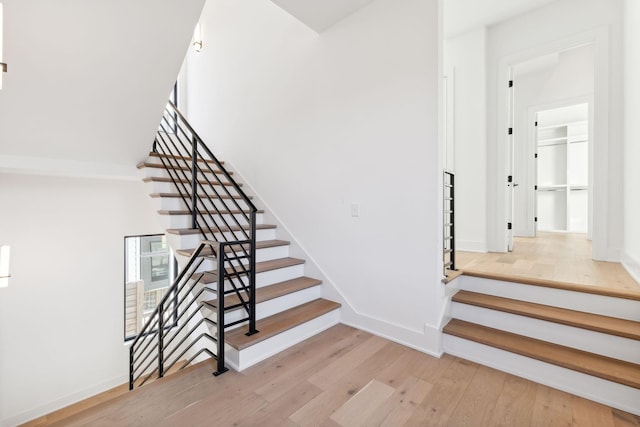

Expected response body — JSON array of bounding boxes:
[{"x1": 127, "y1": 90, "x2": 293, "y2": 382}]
[
  {"x1": 508, "y1": 175, "x2": 513, "y2": 183},
  {"x1": 535, "y1": 217, "x2": 538, "y2": 222},
  {"x1": 535, "y1": 153, "x2": 538, "y2": 159},
  {"x1": 535, "y1": 185, "x2": 538, "y2": 190},
  {"x1": 508, "y1": 80, "x2": 513, "y2": 88},
  {"x1": 535, "y1": 121, "x2": 538, "y2": 127},
  {"x1": 507, "y1": 222, "x2": 512, "y2": 230},
  {"x1": 508, "y1": 127, "x2": 513, "y2": 135}
]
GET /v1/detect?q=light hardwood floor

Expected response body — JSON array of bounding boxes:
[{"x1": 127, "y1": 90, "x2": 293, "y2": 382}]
[
  {"x1": 24, "y1": 324, "x2": 640, "y2": 427},
  {"x1": 456, "y1": 232, "x2": 640, "y2": 294}
]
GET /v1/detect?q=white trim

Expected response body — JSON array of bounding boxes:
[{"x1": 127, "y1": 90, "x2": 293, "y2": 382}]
[
  {"x1": 3, "y1": 374, "x2": 128, "y2": 427},
  {"x1": 455, "y1": 240, "x2": 488, "y2": 253},
  {"x1": 0, "y1": 154, "x2": 139, "y2": 180},
  {"x1": 621, "y1": 251, "x2": 640, "y2": 284}
]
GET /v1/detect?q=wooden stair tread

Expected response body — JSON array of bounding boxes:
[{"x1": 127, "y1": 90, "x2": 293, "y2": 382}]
[
  {"x1": 167, "y1": 224, "x2": 275, "y2": 235},
  {"x1": 150, "y1": 193, "x2": 251, "y2": 200},
  {"x1": 205, "y1": 277, "x2": 323, "y2": 309},
  {"x1": 143, "y1": 176, "x2": 241, "y2": 187},
  {"x1": 453, "y1": 290, "x2": 640, "y2": 340},
  {"x1": 461, "y1": 270, "x2": 640, "y2": 301},
  {"x1": 443, "y1": 319, "x2": 640, "y2": 389},
  {"x1": 225, "y1": 299, "x2": 341, "y2": 350},
  {"x1": 176, "y1": 240, "x2": 290, "y2": 257},
  {"x1": 148, "y1": 152, "x2": 223, "y2": 165},
  {"x1": 137, "y1": 162, "x2": 231, "y2": 175},
  {"x1": 198, "y1": 257, "x2": 306, "y2": 285},
  {"x1": 158, "y1": 209, "x2": 265, "y2": 216}
]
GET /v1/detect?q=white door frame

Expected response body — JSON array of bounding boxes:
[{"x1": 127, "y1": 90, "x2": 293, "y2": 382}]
[{"x1": 494, "y1": 27, "x2": 611, "y2": 260}]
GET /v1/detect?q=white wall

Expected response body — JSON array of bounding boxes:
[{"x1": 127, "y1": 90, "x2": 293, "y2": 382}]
[
  {"x1": 443, "y1": 28, "x2": 487, "y2": 252},
  {"x1": 512, "y1": 44, "x2": 594, "y2": 237},
  {"x1": 485, "y1": 0, "x2": 622, "y2": 259},
  {"x1": 185, "y1": 0, "x2": 443, "y2": 352},
  {"x1": 622, "y1": 0, "x2": 640, "y2": 282},
  {"x1": 0, "y1": 0, "x2": 205, "y2": 177},
  {"x1": 0, "y1": 174, "x2": 163, "y2": 426}
]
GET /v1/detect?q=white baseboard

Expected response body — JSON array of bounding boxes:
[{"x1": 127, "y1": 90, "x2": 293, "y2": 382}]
[
  {"x1": 3, "y1": 374, "x2": 128, "y2": 427},
  {"x1": 456, "y1": 240, "x2": 488, "y2": 253},
  {"x1": 621, "y1": 251, "x2": 640, "y2": 285},
  {"x1": 0, "y1": 154, "x2": 138, "y2": 180}
]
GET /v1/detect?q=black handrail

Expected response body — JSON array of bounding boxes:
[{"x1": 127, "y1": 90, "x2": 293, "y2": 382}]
[
  {"x1": 443, "y1": 170, "x2": 456, "y2": 276},
  {"x1": 129, "y1": 240, "x2": 253, "y2": 389},
  {"x1": 129, "y1": 101, "x2": 261, "y2": 389}
]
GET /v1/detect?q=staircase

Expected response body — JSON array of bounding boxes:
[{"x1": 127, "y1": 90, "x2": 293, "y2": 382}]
[
  {"x1": 129, "y1": 102, "x2": 340, "y2": 387},
  {"x1": 442, "y1": 272, "x2": 640, "y2": 415}
]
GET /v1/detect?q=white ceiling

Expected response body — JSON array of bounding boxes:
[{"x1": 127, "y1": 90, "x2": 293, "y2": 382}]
[
  {"x1": 270, "y1": 0, "x2": 560, "y2": 37},
  {"x1": 270, "y1": 0, "x2": 375, "y2": 33},
  {"x1": 444, "y1": 0, "x2": 560, "y2": 39}
]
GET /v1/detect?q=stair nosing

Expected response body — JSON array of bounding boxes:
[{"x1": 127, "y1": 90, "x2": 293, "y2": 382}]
[
  {"x1": 196, "y1": 257, "x2": 306, "y2": 285},
  {"x1": 452, "y1": 290, "x2": 640, "y2": 340},
  {"x1": 158, "y1": 209, "x2": 265, "y2": 216},
  {"x1": 176, "y1": 239, "x2": 290, "y2": 257},
  {"x1": 461, "y1": 269, "x2": 640, "y2": 301},
  {"x1": 204, "y1": 276, "x2": 323, "y2": 309},
  {"x1": 143, "y1": 177, "x2": 240, "y2": 187},
  {"x1": 443, "y1": 319, "x2": 640, "y2": 389},
  {"x1": 167, "y1": 224, "x2": 276, "y2": 235},
  {"x1": 225, "y1": 298, "x2": 341, "y2": 351},
  {"x1": 150, "y1": 193, "x2": 251, "y2": 200},
  {"x1": 137, "y1": 162, "x2": 231, "y2": 174}
]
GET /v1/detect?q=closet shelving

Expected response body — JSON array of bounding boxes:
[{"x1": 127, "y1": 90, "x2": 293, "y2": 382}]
[{"x1": 536, "y1": 120, "x2": 588, "y2": 233}]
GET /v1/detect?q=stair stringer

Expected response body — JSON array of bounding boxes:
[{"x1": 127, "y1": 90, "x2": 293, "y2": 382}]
[{"x1": 218, "y1": 160, "x2": 444, "y2": 357}]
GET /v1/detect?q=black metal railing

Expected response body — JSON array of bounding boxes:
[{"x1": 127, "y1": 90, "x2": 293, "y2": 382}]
[
  {"x1": 443, "y1": 170, "x2": 456, "y2": 276},
  {"x1": 129, "y1": 101, "x2": 259, "y2": 388},
  {"x1": 129, "y1": 240, "x2": 255, "y2": 389}
]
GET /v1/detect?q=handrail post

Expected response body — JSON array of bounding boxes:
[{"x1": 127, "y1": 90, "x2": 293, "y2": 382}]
[
  {"x1": 190, "y1": 136, "x2": 198, "y2": 229},
  {"x1": 247, "y1": 210, "x2": 258, "y2": 336},
  {"x1": 450, "y1": 173, "x2": 456, "y2": 271},
  {"x1": 129, "y1": 345, "x2": 134, "y2": 390},
  {"x1": 158, "y1": 304, "x2": 165, "y2": 379},
  {"x1": 214, "y1": 242, "x2": 229, "y2": 376}
]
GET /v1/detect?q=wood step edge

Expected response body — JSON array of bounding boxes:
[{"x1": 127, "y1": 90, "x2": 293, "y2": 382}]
[
  {"x1": 452, "y1": 290, "x2": 640, "y2": 340},
  {"x1": 158, "y1": 209, "x2": 265, "y2": 215},
  {"x1": 176, "y1": 240, "x2": 290, "y2": 257},
  {"x1": 136, "y1": 162, "x2": 232, "y2": 174},
  {"x1": 143, "y1": 176, "x2": 241, "y2": 187},
  {"x1": 225, "y1": 298, "x2": 341, "y2": 351},
  {"x1": 461, "y1": 269, "x2": 640, "y2": 301},
  {"x1": 443, "y1": 319, "x2": 640, "y2": 389},
  {"x1": 150, "y1": 193, "x2": 251, "y2": 200},
  {"x1": 197, "y1": 257, "x2": 307, "y2": 285},
  {"x1": 205, "y1": 276, "x2": 323, "y2": 309},
  {"x1": 167, "y1": 224, "x2": 276, "y2": 235},
  {"x1": 148, "y1": 152, "x2": 223, "y2": 165}
]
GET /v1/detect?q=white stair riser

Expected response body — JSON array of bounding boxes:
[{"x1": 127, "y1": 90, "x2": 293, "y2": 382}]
[
  {"x1": 443, "y1": 334, "x2": 640, "y2": 416},
  {"x1": 459, "y1": 276, "x2": 640, "y2": 321},
  {"x1": 167, "y1": 229, "x2": 276, "y2": 250},
  {"x1": 153, "y1": 196, "x2": 253, "y2": 212},
  {"x1": 146, "y1": 180, "x2": 242, "y2": 195},
  {"x1": 187, "y1": 264, "x2": 305, "y2": 291},
  {"x1": 175, "y1": 245, "x2": 290, "y2": 270},
  {"x1": 159, "y1": 213, "x2": 264, "y2": 229},
  {"x1": 139, "y1": 166, "x2": 232, "y2": 182},
  {"x1": 205, "y1": 285, "x2": 323, "y2": 327},
  {"x1": 225, "y1": 309, "x2": 341, "y2": 371},
  {"x1": 451, "y1": 302, "x2": 640, "y2": 363}
]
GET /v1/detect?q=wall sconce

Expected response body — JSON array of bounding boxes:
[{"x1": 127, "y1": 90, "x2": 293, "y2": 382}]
[
  {"x1": 0, "y1": 245, "x2": 10, "y2": 288},
  {"x1": 193, "y1": 23, "x2": 203, "y2": 53},
  {"x1": 0, "y1": 2, "x2": 6, "y2": 90}
]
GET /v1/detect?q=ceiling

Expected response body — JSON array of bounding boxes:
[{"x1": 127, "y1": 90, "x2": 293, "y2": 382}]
[
  {"x1": 444, "y1": 0, "x2": 559, "y2": 38},
  {"x1": 270, "y1": 0, "x2": 560, "y2": 37},
  {"x1": 270, "y1": 0, "x2": 375, "y2": 33}
]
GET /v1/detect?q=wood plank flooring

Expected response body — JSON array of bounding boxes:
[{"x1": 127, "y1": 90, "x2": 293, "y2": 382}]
[
  {"x1": 456, "y1": 232, "x2": 640, "y2": 294},
  {"x1": 24, "y1": 325, "x2": 640, "y2": 427}
]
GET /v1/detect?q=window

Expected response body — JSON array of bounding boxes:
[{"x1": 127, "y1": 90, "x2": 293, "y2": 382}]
[{"x1": 124, "y1": 234, "x2": 176, "y2": 341}]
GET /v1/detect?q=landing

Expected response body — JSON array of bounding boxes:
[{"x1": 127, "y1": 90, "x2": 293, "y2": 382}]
[{"x1": 456, "y1": 232, "x2": 640, "y2": 297}]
